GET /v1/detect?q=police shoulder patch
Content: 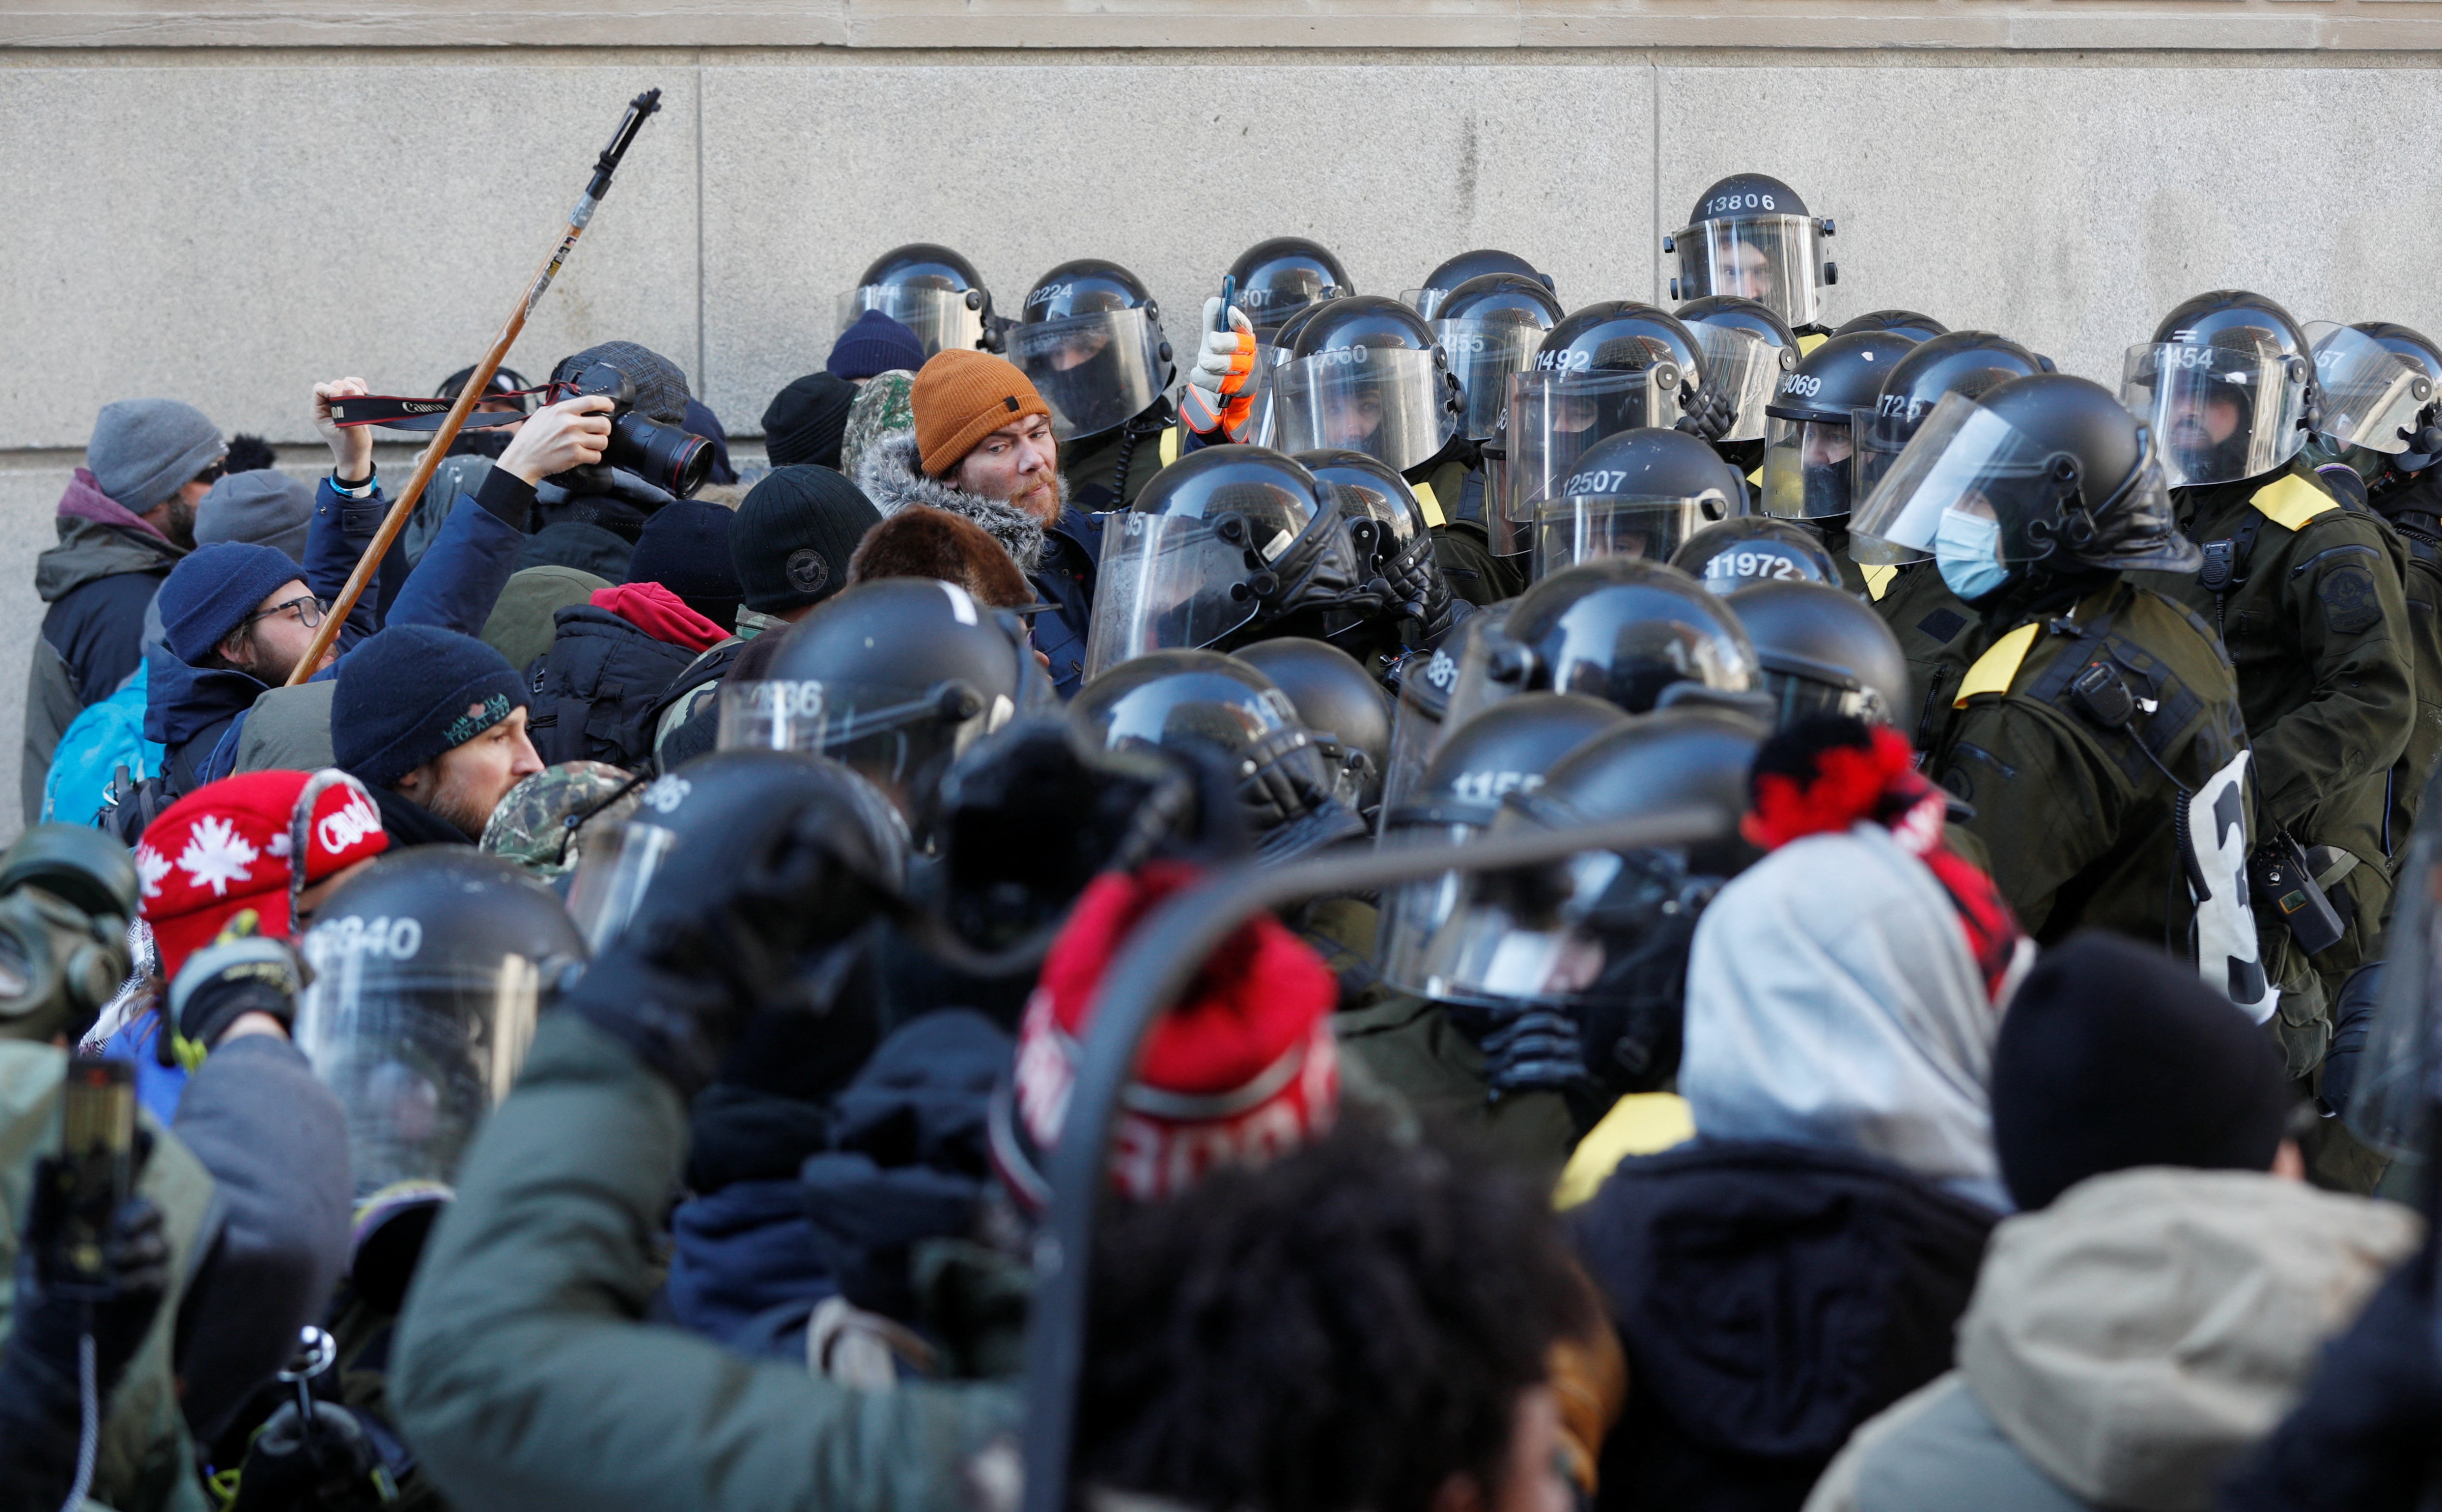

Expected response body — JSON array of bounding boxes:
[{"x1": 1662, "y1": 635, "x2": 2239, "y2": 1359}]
[{"x1": 2320, "y1": 564, "x2": 2383, "y2": 636}]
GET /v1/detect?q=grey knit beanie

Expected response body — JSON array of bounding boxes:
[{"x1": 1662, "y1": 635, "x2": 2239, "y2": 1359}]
[
  {"x1": 87, "y1": 399, "x2": 223, "y2": 513},
  {"x1": 196, "y1": 469, "x2": 313, "y2": 562}
]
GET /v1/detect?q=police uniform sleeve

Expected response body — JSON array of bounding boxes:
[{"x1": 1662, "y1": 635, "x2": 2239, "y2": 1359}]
[
  {"x1": 1939, "y1": 700, "x2": 2131, "y2": 938},
  {"x1": 2255, "y1": 513, "x2": 2414, "y2": 834},
  {"x1": 391, "y1": 1011, "x2": 1018, "y2": 1512}
]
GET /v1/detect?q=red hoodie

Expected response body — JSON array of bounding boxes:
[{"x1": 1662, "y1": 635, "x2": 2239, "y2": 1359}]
[{"x1": 590, "y1": 582, "x2": 728, "y2": 652}]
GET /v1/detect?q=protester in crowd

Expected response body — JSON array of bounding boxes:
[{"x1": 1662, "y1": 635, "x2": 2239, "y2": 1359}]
[
  {"x1": 1807, "y1": 932, "x2": 2421, "y2": 1512},
  {"x1": 195, "y1": 465, "x2": 313, "y2": 562},
  {"x1": 331, "y1": 624, "x2": 544, "y2": 843},
  {"x1": 831, "y1": 309, "x2": 929, "y2": 385},
  {"x1": 512, "y1": 340, "x2": 707, "y2": 583},
  {"x1": 841, "y1": 368, "x2": 918, "y2": 483},
  {"x1": 763, "y1": 372, "x2": 860, "y2": 471},
  {"x1": 1573, "y1": 716, "x2": 2025, "y2": 1512},
  {"x1": 24, "y1": 398, "x2": 223, "y2": 823},
  {"x1": 856, "y1": 350, "x2": 1099, "y2": 693}
]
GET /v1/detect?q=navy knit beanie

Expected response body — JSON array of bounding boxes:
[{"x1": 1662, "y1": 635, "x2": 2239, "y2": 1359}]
[
  {"x1": 157, "y1": 542, "x2": 305, "y2": 665},
  {"x1": 828, "y1": 311, "x2": 927, "y2": 382},
  {"x1": 333, "y1": 625, "x2": 529, "y2": 790},
  {"x1": 731, "y1": 466, "x2": 882, "y2": 616},
  {"x1": 629, "y1": 500, "x2": 743, "y2": 629},
  {"x1": 1991, "y1": 930, "x2": 2293, "y2": 1212},
  {"x1": 761, "y1": 373, "x2": 857, "y2": 470}
]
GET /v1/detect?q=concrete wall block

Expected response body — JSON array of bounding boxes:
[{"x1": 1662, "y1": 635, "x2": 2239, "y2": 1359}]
[
  {"x1": 698, "y1": 57, "x2": 1656, "y2": 436},
  {"x1": 0, "y1": 59, "x2": 702, "y2": 450}
]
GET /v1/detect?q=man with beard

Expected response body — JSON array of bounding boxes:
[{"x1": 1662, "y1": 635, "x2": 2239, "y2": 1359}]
[
  {"x1": 854, "y1": 349, "x2": 1101, "y2": 694},
  {"x1": 24, "y1": 397, "x2": 223, "y2": 822},
  {"x1": 332, "y1": 623, "x2": 546, "y2": 843}
]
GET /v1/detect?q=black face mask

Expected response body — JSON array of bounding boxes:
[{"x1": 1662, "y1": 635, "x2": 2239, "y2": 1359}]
[{"x1": 1801, "y1": 460, "x2": 1851, "y2": 520}]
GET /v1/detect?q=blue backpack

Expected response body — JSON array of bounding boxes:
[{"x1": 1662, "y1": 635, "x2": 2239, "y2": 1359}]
[{"x1": 45, "y1": 664, "x2": 164, "y2": 830}]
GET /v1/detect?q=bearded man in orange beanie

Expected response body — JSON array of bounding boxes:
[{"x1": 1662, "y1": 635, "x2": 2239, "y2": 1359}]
[{"x1": 850, "y1": 349, "x2": 1102, "y2": 694}]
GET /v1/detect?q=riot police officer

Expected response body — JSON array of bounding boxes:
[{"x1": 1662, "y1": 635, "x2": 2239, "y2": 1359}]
[
  {"x1": 1403, "y1": 248, "x2": 1554, "y2": 320},
  {"x1": 1006, "y1": 259, "x2": 1182, "y2": 512},
  {"x1": 1673, "y1": 295, "x2": 1801, "y2": 496},
  {"x1": 1834, "y1": 309, "x2": 1947, "y2": 342},
  {"x1": 1270, "y1": 295, "x2": 1465, "y2": 483},
  {"x1": 1421, "y1": 272, "x2": 1569, "y2": 577},
  {"x1": 1852, "y1": 330, "x2": 2054, "y2": 741},
  {"x1": 1851, "y1": 373, "x2": 2272, "y2": 1019},
  {"x1": 1294, "y1": 447, "x2": 1465, "y2": 677},
  {"x1": 2123, "y1": 290, "x2": 2415, "y2": 1042},
  {"x1": 837, "y1": 244, "x2": 998, "y2": 357},
  {"x1": 1226, "y1": 236, "x2": 1353, "y2": 339},
  {"x1": 1664, "y1": 173, "x2": 1838, "y2": 341},
  {"x1": 1725, "y1": 578, "x2": 1910, "y2": 729},
  {"x1": 1521, "y1": 426, "x2": 1746, "y2": 582},
  {"x1": 1670, "y1": 515, "x2": 1839, "y2": 593},
  {"x1": 1758, "y1": 329, "x2": 1923, "y2": 593}
]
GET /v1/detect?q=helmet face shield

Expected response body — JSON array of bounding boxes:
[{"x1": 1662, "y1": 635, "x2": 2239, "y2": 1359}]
[
  {"x1": 713, "y1": 675, "x2": 1016, "y2": 820},
  {"x1": 1761, "y1": 416, "x2": 1857, "y2": 520},
  {"x1": 1009, "y1": 307, "x2": 1170, "y2": 442},
  {"x1": 563, "y1": 818, "x2": 679, "y2": 954},
  {"x1": 1434, "y1": 316, "x2": 1545, "y2": 441},
  {"x1": 1501, "y1": 370, "x2": 1675, "y2": 549},
  {"x1": 1689, "y1": 323, "x2": 1784, "y2": 444},
  {"x1": 1531, "y1": 496, "x2": 1734, "y2": 583},
  {"x1": 1272, "y1": 349, "x2": 1459, "y2": 472},
  {"x1": 1378, "y1": 846, "x2": 1628, "y2": 1008},
  {"x1": 1670, "y1": 215, "x2": 1823, "y2": 328},
  {"x1": 2119, "y1": 339, "x2": 2309, "y2": 488},
  {"x1": 1084, "y1": 489, "x2": 1321, "y2": 679},
  {"x1": 2307, "y1": 320, "x2": 2436, "y2": 456},
  {"x1": 837, "y1": 284, "x2": 983, "y2": 359},
  {"x1": 295, "y1": 928, "x2": 544, "y2": 1199}
]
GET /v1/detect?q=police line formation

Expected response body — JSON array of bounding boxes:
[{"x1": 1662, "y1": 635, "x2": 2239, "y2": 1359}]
[{"x1": 7, "y1": 169, "x2": 2442, "y2": 1512}]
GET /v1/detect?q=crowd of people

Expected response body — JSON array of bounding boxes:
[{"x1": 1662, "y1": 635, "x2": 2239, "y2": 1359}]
[{"x1": 4, "y1": 169, "x2": 2441, "y2": 1512}]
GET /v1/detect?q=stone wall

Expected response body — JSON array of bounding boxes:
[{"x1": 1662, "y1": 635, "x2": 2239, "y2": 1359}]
[{"x1": 5, "y1": 9, "x2": 2439, "y2": 839}]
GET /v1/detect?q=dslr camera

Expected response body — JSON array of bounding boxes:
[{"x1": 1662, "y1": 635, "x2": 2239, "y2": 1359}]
[{"x1": 563, "y1": 361, "x2": 714, "y2": 498}]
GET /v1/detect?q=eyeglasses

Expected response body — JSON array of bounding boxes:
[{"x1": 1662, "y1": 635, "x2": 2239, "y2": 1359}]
[
  {"x1": 194, "y1": 461, "x2": 227, "y2": 486},
  {"x1": 236, "y1": 594, "x2": 328, "y2": 635}
]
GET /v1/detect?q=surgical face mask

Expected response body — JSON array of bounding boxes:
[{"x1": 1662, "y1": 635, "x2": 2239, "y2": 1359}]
[{"x1": 1935, "y1": 507, "x2": 2012, "y2": 601}]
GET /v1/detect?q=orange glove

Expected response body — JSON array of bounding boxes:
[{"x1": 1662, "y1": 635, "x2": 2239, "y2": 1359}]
[{"x1": 1179, "y1": 296, "x2": 1259, "y2": 438}]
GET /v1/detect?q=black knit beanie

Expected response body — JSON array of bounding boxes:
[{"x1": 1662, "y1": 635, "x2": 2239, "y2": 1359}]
[
  {"x1": 630, "y1": 499, "x2": 743, "y2": 629},
  {"x1": 761, "y1": 373, "x2": 858, "y2": 470},
  {"x1": 1991, "y1": 930, "x2": 2293, "y2": 1211},
  {"x1": 731, "y1": 466, "x2": 882, "y2": 616},
  {"x1": 333, "y1": 625, "x2": 529, "y2": 790}
]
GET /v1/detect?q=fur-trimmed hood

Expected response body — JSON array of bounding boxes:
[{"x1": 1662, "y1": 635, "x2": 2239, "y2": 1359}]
[{"x1": 852, "y1": 428, "x2": 1049, "y2": 573}]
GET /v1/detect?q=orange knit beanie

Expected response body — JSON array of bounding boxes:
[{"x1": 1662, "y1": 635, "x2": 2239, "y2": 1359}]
[{"x1": 912, "y1": 350, "x2": 1053, "y2": 478}]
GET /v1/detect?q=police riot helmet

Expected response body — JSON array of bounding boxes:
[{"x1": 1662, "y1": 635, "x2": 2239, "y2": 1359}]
[
  {"x1": 295, "y1": 848, "x2": 586, "y2": 1201},
  {"x1": 738, "y1": 578, "x2": 1047, "y2": 835},
  {"x1": 1293, "y1": 447, "x2": 1455, "y2": 643},
  {"x1": 1435, "y1": 273, "x2": 1568, "y2": 443},
  {"x1": 1380, "y1": 708, "x2": 1755, "y2": 1092},
  {"x1": 841, "y1": 243, "x2": 995, "y2": 357},
  {"x1": 1010, "y1": 258, "x2": 1177, "y2": 445},
  {"x1": 1666, "y1": 173, "x2": 1835, "y2": 329},
  {"x1": 2301, "y1": 318, "x2": 2442, "y2": 475},
  {"x1": 565, "y1": 750, "x2": 909, "y2": 955},
  {"x1": 1527, "y1": 427, "x2": 1746, "y2": 581},
  {"x1": 1722, "y1": 578, "x2": 1910, "y2": 728},
  {"x1": 1438, "y1": 557, "x2": 1762, "y2": 738},
  {"x1": 1086, "y1": 447, "x2": 1390, "y2": 678},
  {"x1": 1672, "y1": 296, "x2": 1801, "y2": 455},
  {"x1": 1835, "y1": 309, "x2": 1948, "y2": 343},
  {"x1": 1404, "y1": 249, "x2": 1554, "y2": 320},
  {"x1": 1235, "y1": 637, "x2": 1395, "y2": 816},
  {"x1": 1499, "y1": 303, "x2": 1694, "y2": 557},
  {"x1": 1670, "y1": 516, "x2": 1840, "y2": 593},
  {"x1": 1071, "y1": 650, "x2": 1365, "y2": 863},
  {"x1": 1228, "y1": 237, "x2": 1353, "y2": 336},
  {"x1": 1388, "y1": 693, "x2": 1631, "y2": 837},
  {"x1": 1850, "y1": 331, "x2": 2052, "y2": 553},
  {"x1": 1272, "y1": 295, "x2": 1462, "y2": 475},
  {"x1": 2122, "y1": 290, "x2": 2317, "y2": 489},
  {"x1": 1852, "y1": 372, "x2": 2199, "y2": 607},
  {"x1": 2324, "y1": 322, "x2": 2442, "y2": 491},
  {"x1": 1760, "y1": 330, "x2": 1923, "y2": 522}
]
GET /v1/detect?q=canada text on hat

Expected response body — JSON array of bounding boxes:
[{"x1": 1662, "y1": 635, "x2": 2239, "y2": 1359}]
[{"x1": 136, "y1": 769, "x2": 390, "y2": 978}]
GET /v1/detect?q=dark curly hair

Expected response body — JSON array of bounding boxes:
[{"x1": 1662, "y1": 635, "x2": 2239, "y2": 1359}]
[{"x1": 1078, "y1": 1123, "x2": 1593, "y2": 1512}]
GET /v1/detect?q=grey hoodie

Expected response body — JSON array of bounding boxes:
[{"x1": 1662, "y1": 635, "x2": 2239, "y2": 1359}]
[{"x1": 1803, "y1": 1167, "x2": 2422, "y2": 1512}]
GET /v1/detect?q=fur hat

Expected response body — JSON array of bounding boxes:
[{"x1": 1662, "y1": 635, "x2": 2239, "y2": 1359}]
[{"x1": 848, "y1": 504, "x2": 1033, "y2": 609}]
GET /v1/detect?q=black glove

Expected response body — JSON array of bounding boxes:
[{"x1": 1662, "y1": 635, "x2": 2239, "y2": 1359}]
[
  {"x1": 226, "y1": 1399, "x2": 395, "y2": 1512},
  {"x1": 569, "y1": 793, "x2": 897, "y2": 1096},
  {"x1": 1672, "y1": 384, "x2": 1738, "y2": 443},
  {"x1": 168, "y1": 935, "x2": 304, "y2": 1055},
  {"x1": 2318, "y1": 960, "x2": 2384, "y2": 1119},
  {"x1": 1472, "y1": 1004, "x2": 1593, "y2": 1100}
]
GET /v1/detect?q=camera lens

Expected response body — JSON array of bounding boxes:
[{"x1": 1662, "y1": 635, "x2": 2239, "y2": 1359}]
[{"x1": 609, "y1": 413, "x2": 713, "y2": 498}]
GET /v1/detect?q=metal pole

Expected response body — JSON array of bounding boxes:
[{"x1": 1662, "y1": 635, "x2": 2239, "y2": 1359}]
[{"x1": 1016, "y1": 805, "x2": 1726, "y2": 1512}]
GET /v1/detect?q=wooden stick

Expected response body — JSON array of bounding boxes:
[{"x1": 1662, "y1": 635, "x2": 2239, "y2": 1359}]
[{"x1": 286, "y1": 87, "x2": 663, "y2": 685}]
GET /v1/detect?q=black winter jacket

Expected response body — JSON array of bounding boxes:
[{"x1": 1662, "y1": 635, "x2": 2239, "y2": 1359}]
[
  {"x1": 525, "y1": 605, "x2": 704, "y2": 768},
  {"x1": 1573, "y1": 1139, "x2": 1997, "y2": 1512}
]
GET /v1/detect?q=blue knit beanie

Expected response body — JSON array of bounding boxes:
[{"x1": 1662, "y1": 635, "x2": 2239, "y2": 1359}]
[
  {"x1": 828, "y1": 310, "x2": 927, "y2": 382},
  {"x1": 333, "y1": 625, "x2": 529, "y2": 789},
  {"x1": 157, "y1": 542, "x2": 305, "y2": 664}
]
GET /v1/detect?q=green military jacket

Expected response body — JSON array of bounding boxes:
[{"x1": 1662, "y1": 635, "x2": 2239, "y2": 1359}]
[
  {"x1": 1331, "y1": 994, "x2": 1577, "y2": 1177},
  {"x1": 1926, "y1": 579, "x2": 2250, "y2": 952},
  {"x1": 1058, "y1": 405, "x2": 1179, "y2": 514},
  {"x1": 2374, "y1": 488, "x2": 2442, "y2": 857},
  {"x1": 2132, "y1": 460, "x2": 2415, "y2": 980},
  {"x1": 1869, "y1": 561, "x2": 1985, "y2": 750}
]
